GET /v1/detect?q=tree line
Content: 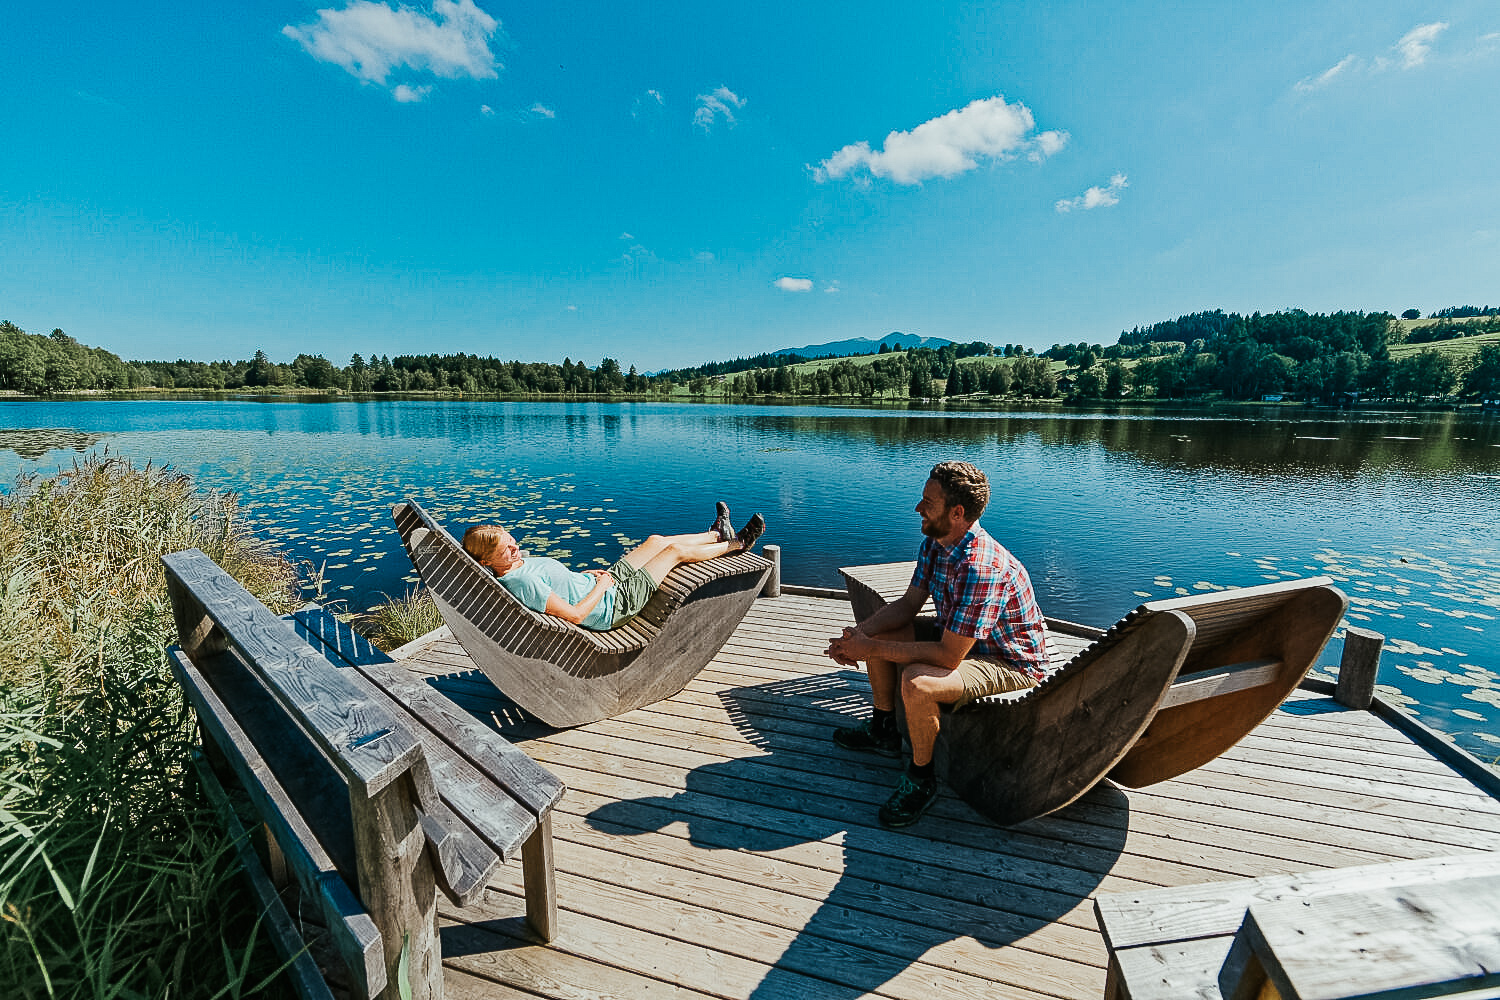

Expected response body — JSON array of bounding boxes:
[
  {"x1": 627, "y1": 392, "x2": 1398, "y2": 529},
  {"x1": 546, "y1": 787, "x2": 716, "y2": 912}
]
[
  {"x1": 3, "y1": 307, "x2": 1497, "y2": 403},
  {"x1": 1049, "y1": 308, "x2": 1499, "y2": 403}
]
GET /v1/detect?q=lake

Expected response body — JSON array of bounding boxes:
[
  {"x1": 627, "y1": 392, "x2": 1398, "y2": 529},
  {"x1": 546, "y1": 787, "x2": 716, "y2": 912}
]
[{"x1": 3, "y1": 397, "x2": 1497, "y2": 761}]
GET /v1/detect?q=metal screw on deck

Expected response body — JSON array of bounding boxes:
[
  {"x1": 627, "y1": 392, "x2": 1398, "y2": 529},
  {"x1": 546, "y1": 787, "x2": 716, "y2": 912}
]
[{"x1": 1334, "y1": 626, "x2": 1384, "y2": 710}]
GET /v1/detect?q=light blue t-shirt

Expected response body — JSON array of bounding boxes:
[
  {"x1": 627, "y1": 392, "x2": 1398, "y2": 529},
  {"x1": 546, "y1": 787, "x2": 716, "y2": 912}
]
[{"x1": 496, "y1": 557, "x2": 615, "y2": 631}]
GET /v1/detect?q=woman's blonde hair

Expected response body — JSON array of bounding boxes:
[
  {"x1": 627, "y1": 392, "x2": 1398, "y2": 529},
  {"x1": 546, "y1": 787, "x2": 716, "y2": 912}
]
[{"x1": 462, "y1": 524, "x2": 508, "y2": 563}]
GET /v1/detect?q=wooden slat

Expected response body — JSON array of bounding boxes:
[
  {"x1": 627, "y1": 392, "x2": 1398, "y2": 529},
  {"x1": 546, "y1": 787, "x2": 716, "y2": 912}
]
[
  {"x1": 1157, "y1": 658, "x2": 1282, "y2": 710},
  {"x1": 293, "y1": 607, "x2": 564, "y2": 823},
  {"x1": 191, "y1": 749, "x2": 338, "y2": 1000}
]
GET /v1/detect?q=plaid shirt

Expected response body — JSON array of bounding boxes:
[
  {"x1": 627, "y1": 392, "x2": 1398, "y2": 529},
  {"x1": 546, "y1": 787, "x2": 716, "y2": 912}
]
[{"x1": 912, "y1": 525, "x2": 1051, "y2": 680}]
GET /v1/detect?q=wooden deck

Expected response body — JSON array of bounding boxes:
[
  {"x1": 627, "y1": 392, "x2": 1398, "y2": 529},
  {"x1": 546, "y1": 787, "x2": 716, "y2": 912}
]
[{"x1": 390, "y1": 591, "x2": 1500, "y2": 1000}]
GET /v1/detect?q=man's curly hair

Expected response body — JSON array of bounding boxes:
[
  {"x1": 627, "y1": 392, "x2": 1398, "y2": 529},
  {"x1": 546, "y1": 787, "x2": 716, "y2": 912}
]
[{"x1": 928, "y1": 460, "x2": 989, "y2": 520}]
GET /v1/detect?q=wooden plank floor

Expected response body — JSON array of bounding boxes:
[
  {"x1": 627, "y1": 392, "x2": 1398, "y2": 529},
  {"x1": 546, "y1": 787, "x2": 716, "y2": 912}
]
[{"x1": 394, "y1": 592, "x2": 1500, "y2": 1000}]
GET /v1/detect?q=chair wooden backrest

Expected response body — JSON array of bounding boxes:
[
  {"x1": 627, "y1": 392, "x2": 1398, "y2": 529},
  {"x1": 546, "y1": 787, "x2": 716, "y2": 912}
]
[
  {"x1": 838, "y1": 563, "x2": 1347, "y2": 825},
  {"x1": 393, "y1": 500, "x2": 772, "y2": 727}
]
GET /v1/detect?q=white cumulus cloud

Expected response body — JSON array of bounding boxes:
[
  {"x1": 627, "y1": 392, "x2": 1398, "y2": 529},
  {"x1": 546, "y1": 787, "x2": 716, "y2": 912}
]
[
  {"x1": 775, "y1": 277, "x2": 813, "y2": 292},
  {"x1": 812, "y1": 96, "x2": 1067, "y2": 186},
  {"x1": 392, "y1": 84, "x2": 432, "y2": 103},
  {"x1": 529, "y1": 102, "x2": 555, "y2": 119},
  {"x1": 283, "y1": 0, "x2": 501, "y2": 99},
  {"x1": 694, "y1": 86, "x2": 745, "y2": 132},
  {"x1": 1055, "y1": 173, "x2": 1128, "y2": 213}
]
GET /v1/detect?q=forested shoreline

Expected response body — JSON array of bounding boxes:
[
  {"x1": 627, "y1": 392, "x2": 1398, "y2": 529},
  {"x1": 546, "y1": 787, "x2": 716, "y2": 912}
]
[{"x1": 3, "y1": 307, "x2": 1498, "y2": 404}]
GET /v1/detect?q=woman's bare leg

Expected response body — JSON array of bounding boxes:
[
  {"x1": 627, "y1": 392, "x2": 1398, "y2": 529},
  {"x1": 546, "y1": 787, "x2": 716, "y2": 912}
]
[{"x1": 621, "y1": 531, "x2": 740, "y2": 582}]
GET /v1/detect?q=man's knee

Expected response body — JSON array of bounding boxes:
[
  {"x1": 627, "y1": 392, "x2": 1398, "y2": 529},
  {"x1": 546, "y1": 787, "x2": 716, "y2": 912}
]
[{"x1": 901, "y1": 664, "x2": 962, "y2": 705}]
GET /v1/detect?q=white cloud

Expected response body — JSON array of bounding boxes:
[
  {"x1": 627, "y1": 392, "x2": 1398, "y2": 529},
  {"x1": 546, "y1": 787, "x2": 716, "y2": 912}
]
[
  {"x1": 392, "y1": 84, "x2": 432, "y2": 103},
  {"x1": 529, "y1": 102, "x2": 555, "y2": 119},
  {"x1": 1395, "y1": 22, "x2": 1447, "y2": 67},
  {"x1": 693, "y1": 251, "x2": 717, "y2": 263},
  {"x1": 283, "y1": 0, "x2": 501, "y2": 99},
  {"x1": 775, "y1": 277, "x2": 813, "y2": 292},
  {"x1": 812, "y1": 96, "x2": 1066, "y2": 186},
  {"x1": 479, "y1": 104, "x2": 494, "y2": 116},
  {"x1": 1296, "y1": 22, "x2": 1467, "y2": 93},
  {"x1": 824, "y1": 280, "x2": 841, "y2": 294},
  {"x1": 1295, "y1": 54, "x2": 1358, "y2": 93},
  {"x1": 1055, "y1": 173, "x2": 1128, "y2": 213},
  {"x1": 633, "y1": 89, "x2": 665, "y2": 120},
  {"x1": 694, "y1": 86, "x2": 745, "y2": 132}
]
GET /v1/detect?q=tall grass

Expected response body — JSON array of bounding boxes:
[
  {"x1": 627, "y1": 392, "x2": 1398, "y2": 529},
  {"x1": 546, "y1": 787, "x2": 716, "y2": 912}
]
[
  {"x1": 1, "y1": 454, "x2": 301, "y2": 999},
  {"x1": 361, "y1": 588, "x2": 444, "y2": 652}
]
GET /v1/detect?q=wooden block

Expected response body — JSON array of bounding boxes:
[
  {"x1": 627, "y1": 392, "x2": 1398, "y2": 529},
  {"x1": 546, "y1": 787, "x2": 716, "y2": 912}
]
[
  {"x1": 1095, "y1": 853, "x2": 1500, "y2": 953},
  {"x1": 1219, "y1": 875, "x2": 1500, "y2": 1000},
  {"x1": 1334, "y1": 627, "x2": 1383, "y2": 711}
]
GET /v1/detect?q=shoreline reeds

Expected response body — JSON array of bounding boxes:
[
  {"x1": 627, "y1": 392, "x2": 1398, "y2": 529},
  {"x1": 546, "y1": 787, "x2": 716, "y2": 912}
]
[{"x1": 1, "y1": 454, "x2": 301, "y2": 999}]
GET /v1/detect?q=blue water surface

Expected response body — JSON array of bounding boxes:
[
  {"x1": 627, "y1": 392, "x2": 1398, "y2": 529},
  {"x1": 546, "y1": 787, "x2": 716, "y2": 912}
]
[{"x1": 3, "y1": 398, "x2": 1497, "y2": 759}]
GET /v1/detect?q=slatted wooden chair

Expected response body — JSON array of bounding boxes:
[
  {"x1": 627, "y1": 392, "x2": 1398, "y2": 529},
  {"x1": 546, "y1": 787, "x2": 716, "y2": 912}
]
[
  {"x1": 394, "y1": 500, "x2": 773, "y2": 728},
  {"x1": 839, "y1": 563, "x2": 1348, "y2": 825}
]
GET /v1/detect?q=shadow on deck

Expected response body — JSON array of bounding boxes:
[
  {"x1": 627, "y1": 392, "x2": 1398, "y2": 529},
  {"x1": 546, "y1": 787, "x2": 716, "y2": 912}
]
[{"x1": 393, "y1": 594, "x2": 1500, "y2": 1000}]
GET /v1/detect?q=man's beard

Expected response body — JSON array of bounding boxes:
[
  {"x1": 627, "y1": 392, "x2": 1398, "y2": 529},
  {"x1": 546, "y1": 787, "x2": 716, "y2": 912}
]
[{"x1": 920, "y1": 512, "x2": 951, "y2": 538}]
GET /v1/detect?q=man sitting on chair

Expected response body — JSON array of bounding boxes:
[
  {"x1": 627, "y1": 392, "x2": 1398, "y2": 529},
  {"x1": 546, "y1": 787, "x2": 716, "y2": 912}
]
[
  {"x1": 464, "y1": 504, "x2": 764, "y2": 632},
  {"x1": 825, "y1": 461, "x2": 1051, "y2": 828}
]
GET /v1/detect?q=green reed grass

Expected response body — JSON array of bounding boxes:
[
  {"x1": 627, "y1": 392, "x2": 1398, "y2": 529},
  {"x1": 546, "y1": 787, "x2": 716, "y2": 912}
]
[
  {"x1": 1, "y1": 454, "x2": 301, "y2": 999},
  {"x1": 362, "y1": 588, "x2": 444, "y2": 651}
]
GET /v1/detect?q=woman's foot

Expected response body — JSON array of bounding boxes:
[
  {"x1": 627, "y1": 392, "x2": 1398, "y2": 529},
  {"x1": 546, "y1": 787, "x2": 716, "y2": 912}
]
[
  {"x1": 711, "y1": 501, "x2": 735, "y2": 543},
  {"x1": 736, "y1": 513, "x2": 765, "y2": 552}
]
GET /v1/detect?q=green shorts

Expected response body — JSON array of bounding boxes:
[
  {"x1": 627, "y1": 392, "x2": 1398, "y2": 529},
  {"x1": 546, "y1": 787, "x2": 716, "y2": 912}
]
[
  {"x1": 607, "y1": 558, "x2": 657, "y2": 627},
  {"x1": 914, "y1": 616, "x2": 1038, "y2": 706}
]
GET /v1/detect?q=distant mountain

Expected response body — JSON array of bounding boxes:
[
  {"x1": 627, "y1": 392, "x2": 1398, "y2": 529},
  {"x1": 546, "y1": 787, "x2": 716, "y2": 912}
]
[{"x1": 771, "y1": 332, "x2": 953, "y2": 359}]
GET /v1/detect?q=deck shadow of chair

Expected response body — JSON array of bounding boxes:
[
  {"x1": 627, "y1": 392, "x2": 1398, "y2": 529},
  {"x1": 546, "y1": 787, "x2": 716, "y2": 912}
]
[
  {"x1": 851, "y1": 573, "x2": 1350, "y2": 827},
  {"x1": 585, "y1": 671, "x2": 1131, "y2": 1000},
  {"x1": 392, "y1": 499, "x2": 773, "y2": 728}
]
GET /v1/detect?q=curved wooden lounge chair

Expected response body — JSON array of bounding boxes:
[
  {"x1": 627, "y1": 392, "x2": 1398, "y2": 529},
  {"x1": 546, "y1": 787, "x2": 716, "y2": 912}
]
[
  {"x1": 840, "y1": 564, "x2": 1348, "y2": 825},
  {"x1": 394, "y1": 500, "x2": 773, "y2": 728}
]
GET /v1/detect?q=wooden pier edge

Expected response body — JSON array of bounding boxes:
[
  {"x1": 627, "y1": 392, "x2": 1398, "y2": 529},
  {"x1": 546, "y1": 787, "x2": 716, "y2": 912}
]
[{"x1": 1298, "y1": 676, "x2": 1500, "y2": 798}]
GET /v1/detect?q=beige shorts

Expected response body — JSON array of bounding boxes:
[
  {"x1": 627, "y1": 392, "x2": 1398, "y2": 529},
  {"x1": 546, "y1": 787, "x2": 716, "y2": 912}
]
[{"x1": 914, "y1": 616, "x2": 1038, "y2": 705}]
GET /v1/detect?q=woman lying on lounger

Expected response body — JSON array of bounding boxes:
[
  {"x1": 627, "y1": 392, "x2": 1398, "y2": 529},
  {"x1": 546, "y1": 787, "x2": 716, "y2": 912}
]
[{"x1": 462, "y1": 503, "x2": 765, "y2": 631}]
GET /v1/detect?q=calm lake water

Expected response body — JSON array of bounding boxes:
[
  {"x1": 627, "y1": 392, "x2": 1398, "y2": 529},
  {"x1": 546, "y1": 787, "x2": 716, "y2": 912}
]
[{"x1": 3, "y1": 398, "x2": 1498, "y2": 760}]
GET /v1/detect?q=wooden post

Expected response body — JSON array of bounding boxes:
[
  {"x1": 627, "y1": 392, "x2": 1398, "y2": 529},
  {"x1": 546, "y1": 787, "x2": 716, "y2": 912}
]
[
  {"x1": 1334, "y1": 627, "x2": 1383, "y2": 710},
  {"x1": 762, "y1": 544, "x2": 782, "y2": 598},
  {"x1": 350, "y1": 775, "x2": 443, "y2": 1000},
  {"x1": 521, "y1": 815, "x2": 558, "y2": 941}
]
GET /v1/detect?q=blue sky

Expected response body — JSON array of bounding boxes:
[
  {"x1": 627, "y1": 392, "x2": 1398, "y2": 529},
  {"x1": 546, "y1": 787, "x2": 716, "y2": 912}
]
[{"x1": 4, "y1": 2, "x2": 1498, "y2": 371}]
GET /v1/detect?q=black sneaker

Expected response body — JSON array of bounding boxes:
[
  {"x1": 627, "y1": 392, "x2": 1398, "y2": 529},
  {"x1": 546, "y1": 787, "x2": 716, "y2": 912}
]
[
  {"x1": 736, "y1": 513, "x2": 766, "y2": 551},
  {"x1": 832, "y1": 720, "x2": 901, "y2": 758},
  {"x1": 878, "y1": 772, "x2": 938, "y2": 828},
  {"x1": 711, "y1": 501, "x2": 734, "y2": 543}
]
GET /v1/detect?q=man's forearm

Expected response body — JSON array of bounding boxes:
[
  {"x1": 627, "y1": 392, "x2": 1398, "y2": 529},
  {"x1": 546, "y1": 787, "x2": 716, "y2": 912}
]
[
  {"x1": 857, "y1": 598, "x2": 918, "y2": 637},
  {"x1": 861, "y1": 637, "x2": 962, "y2": 672}
]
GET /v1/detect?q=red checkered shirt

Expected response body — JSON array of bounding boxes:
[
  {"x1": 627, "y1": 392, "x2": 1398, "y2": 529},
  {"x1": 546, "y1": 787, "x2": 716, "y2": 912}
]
[{"x1": 912, "y1": 525, "x2": 1051, "y2": 680}]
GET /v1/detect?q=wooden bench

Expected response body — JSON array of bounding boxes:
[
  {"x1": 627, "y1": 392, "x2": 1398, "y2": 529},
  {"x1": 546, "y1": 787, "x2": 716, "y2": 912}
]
[
  {"x1": 164, "y1": 548, "x2": 565, "y2": 1000},
  {"x1": 1094, "y1": 852, "x2": 1500, "y2": 1000},
  {"x1": 837, "y1": 562, "x2": 1346, "y2": 825}
]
